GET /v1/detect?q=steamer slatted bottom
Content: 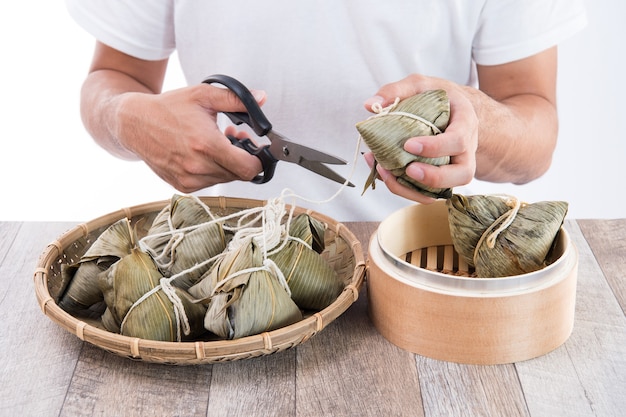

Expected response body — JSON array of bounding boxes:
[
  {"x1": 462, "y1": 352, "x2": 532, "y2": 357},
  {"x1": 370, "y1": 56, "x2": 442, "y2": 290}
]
[{"x1": 367, "y1": 201, "x2": 578, "y2": 365}]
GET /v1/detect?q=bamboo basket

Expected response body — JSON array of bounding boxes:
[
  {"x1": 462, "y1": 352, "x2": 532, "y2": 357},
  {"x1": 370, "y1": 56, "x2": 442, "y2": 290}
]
[
  {"x1": 34, "y1": 197, "x2": 365, "y2": 365},
  {"x1": 367, "y1": 201, "x2": 578, "y2": 365}
]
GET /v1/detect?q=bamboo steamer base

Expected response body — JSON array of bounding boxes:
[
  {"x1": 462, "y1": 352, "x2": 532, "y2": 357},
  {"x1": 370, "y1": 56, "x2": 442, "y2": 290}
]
[{"x1": 367, "y1": 201, "x2": 578, "y2": 365}]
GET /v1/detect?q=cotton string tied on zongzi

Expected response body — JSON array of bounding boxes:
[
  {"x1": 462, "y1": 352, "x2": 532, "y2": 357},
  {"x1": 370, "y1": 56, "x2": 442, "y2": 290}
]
[
  {"x1": 226, "y1": 196, "x2": 289, "y2": 255},
  {"x1": 369, "y1": 98, "x2": 443, "y2": 135},
  {"x1": 120, "y1": 275, "x2": 192, "y2": 342},
  {"x1": 472, "y1": 195, "x2": 523, "y2": 267},
  {"x1": 208, "y1": 256, "x2": 292, "y2": 299},
  {"x1": 482, "y1": 195, "x2": 522, "y2": 247},
  {"x1": 145, "y1": 231, "x2": 184, "y2": 270},
  {"x1": 138, "y1": 195, "x2": 221, "y2": 271},
  {"x1": 446, "y1": 193, "x2": 568, "y2": 278},
  {"x1": 209, "y1": 196, "x2": 297, "y2": 298}
]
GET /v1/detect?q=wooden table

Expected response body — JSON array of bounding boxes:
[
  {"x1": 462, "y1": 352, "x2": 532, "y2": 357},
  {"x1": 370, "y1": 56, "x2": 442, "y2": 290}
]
[{"x1": 1, "y1": 219, "x2": 624, "y2": 417}]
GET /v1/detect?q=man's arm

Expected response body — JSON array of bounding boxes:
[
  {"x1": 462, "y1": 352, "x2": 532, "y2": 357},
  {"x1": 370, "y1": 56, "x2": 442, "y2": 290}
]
[
  {"x1": 472, "y1": 46, "x2": 558, "y2": 184},
  {"x1": 80, "y1": 41, "x2": 169, "y2": 160}
]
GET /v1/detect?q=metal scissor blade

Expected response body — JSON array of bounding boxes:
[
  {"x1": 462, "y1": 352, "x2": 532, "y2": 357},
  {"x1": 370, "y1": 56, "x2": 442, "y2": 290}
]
[
  {"x1": 297, "y1": 159, "x2": 355, "y2": 187},
  {"x1": 266, "y1": 131, "x2": 347, "y2": 165}
]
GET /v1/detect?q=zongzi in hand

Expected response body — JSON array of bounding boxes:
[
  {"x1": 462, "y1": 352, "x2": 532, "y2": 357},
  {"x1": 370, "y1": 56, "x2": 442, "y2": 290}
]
[{"x1": 356, "y1": 90, "x2": 451, "y2": 198}]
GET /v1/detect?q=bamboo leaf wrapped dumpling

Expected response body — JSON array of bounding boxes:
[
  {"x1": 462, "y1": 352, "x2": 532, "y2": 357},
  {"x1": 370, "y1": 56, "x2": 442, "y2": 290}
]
[
  {"x1": 140, "y1": 194, "x2": 229, "y2": 290},
  {"x1": 269, "y1": 214, "x2": 343, "y2": 310},
  {"x1": 98, "y1": 248, "x2": 206, "y2": 341},
  {"x1": 356, "y1": 90, "x2": 451, "y2": 199},
  {"x1": 58, "y1": 218, "x2": 136, "y2": 316},
  {"x1": 189, "y1": 239, "x2": 303, "y2": 340},
  {"x1": 285, "y1": 212, "x2": 326, "y2": 253},
  {"x1": 446, "y1": 194, "x2": 568, "y2": 278},
  {"x1": 149, "y1": 194, "x2": 216, "y2": 232},
  {"x1": 445, "y1": 194, "x2": 511, "y2": 264}
]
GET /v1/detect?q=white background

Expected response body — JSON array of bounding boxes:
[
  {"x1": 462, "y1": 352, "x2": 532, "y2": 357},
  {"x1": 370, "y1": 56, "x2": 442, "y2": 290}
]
[{"x1": 1, "y1": 0, "x2": 623, "y2": 221}]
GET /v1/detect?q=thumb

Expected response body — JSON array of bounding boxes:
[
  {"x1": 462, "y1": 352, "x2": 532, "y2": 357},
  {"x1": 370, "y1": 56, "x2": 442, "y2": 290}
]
[
  {"x1": 364, "y1": 74, "x2": 433, "y2": 112},
  {"x1": 197, "y1": 83, "x2": 267, "y2": 113}
]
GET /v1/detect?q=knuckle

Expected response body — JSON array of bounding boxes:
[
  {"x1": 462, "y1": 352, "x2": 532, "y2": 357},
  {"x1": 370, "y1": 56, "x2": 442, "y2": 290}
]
[
  {"x1": 175, "y1": 174, "x2": 202, "y2": 193},
  {"x1": 239, "y1": 162, "x2": 263, "y2": 181}
]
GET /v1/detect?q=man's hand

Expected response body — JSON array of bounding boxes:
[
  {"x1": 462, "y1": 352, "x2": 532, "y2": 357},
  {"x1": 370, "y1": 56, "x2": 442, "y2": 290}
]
[
  {"x1": 363, "y1": 74, "x2": 478, "y2": 203},
  {"x1": 113, "y1": 84, "x2": 266, "y2": 192}
]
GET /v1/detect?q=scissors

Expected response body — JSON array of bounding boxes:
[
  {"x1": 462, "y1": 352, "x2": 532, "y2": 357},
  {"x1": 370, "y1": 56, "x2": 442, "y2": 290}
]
[{"x1": 202, "y1": 74, "x2": 354, "y2": 187}]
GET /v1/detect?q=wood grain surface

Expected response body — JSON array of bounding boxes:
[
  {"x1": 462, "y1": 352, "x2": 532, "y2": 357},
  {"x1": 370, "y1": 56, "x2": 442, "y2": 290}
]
[{"x1": 1, "y1": 219, "x2": 624, "y2": 417}]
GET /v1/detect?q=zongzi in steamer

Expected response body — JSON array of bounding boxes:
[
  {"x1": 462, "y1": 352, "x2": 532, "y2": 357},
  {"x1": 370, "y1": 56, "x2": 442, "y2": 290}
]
[
  {"x1": 356, "y1": 90, "x2": 452, "y2": 199},
  {"x1": 446, "y1": 194, "x2": 568, "y2": 278},
  {"x1": 190, "y1": 239, "x2": 303, "y2": 340}
]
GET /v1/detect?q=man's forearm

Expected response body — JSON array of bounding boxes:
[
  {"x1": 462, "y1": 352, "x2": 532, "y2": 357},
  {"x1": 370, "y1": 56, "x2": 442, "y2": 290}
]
[
  {"x1": 470, "y1": 89, "x2": 558, "y2": 184},
  {"x1": 79, "y1": 70, "x2": 155, "y2": 160}
]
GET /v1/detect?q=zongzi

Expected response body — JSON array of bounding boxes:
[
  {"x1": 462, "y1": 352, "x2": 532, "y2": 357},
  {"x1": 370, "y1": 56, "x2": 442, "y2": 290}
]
[
  {"x1": 268, "y1": 213, "x2": 343, "y2": 310},
  {"x1": 446, "y1": 194, "x2": 568, "y2": 277},
  {"x1": 58, "y1": 218, "x2": 136, "y2": 316},
  {"x1": 140, "y1": 194, "x2": 229, "y2": 290},
  {"x1": 99, "y1": 248, "x2": 206, "y2": 341},
  {"x1": 356, "y1": 90, "x2": 451, "y2": 198},
  {"x1": 189, "y1": 238, "x2": 303, "y2": 340}
]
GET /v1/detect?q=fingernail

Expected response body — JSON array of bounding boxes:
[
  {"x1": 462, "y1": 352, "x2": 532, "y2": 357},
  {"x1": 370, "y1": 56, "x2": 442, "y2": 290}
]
[
  {"x1": 406, "y1": 164, "x2": 425, "y2": 181},
  {"x1": 375, "y1": 164, "x2": 389, "y2": 181},
  {"x1": 364, "y1": 95, "x2": 385, "y2": 110},
  {"x1": 251, "y1": 89, "x2": 266, "y2": 102},
  {"x1": 404, "y1": 139, "x2": 423, "y2": 155}
]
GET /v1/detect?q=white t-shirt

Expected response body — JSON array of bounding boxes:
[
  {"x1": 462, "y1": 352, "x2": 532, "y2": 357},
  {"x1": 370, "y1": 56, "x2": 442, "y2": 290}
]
[{"x1": 66, "y1": 0, "x2": 586, "y2": 221}]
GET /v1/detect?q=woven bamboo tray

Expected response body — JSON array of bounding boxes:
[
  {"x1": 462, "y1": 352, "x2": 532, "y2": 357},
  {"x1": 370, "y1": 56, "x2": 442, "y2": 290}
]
[
  {"x1": 367, "y1": 201, "x2": 578, "y2": 365},
  {"x1": 34, "y1": 197, "x2": 366, "y2": 365}
]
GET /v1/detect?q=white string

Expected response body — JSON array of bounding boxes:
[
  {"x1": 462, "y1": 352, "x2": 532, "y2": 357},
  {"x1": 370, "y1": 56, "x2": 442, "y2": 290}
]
[
  {"x1": 159, "y1": 278, "x2": 191, "y2": 341},
  {"x1": 473, "y1": 195, "x2": 525, "y2": 265},
  {"x1": 275, "y1": 121, "x2": 362, "y2": 207},
  {"x1": 485, "y1": 196, "x2": 522, "y2": 248},
  {"x1": 144, "y1": 233, "x2": 185, "y2": 270},
  {"x1": 119, "y1": 276, "x2": 191, "y2": 342},
  {"x1": 370, "y1": 97, "x2": 442, "y2": 134},
  {"x1": 210, "y1": 255, "x2": 292, "y2": 298},
  {"x1": 370, "y1": 99, "x2": 398, "y2": 115}
]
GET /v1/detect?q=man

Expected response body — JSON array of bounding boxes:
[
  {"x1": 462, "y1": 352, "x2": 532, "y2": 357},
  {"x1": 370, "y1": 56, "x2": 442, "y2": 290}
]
[{"x1": 67, "y1": 1, "x2": 586, "y2": 221}]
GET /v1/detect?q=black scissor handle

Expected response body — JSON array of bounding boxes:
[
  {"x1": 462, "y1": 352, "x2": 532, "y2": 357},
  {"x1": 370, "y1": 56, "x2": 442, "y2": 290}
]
[
  {"x1": 203, "y1": 74, "x2": 277, "y2": 183},
  {"x1": 202, "y1": 74, "x2": 272, "y2": 136},
  {"x1": 227, "y1": 135, "x2": 277, "y2": 184}
]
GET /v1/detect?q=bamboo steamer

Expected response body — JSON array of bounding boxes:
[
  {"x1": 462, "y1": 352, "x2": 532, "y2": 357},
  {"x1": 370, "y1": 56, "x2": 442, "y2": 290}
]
[
  {"x1": 33, "y1": 197, "x2": 365, "y2": 365},
  {"x1": 367, "y1": 201, "x2": 578, "y2": 365}
]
